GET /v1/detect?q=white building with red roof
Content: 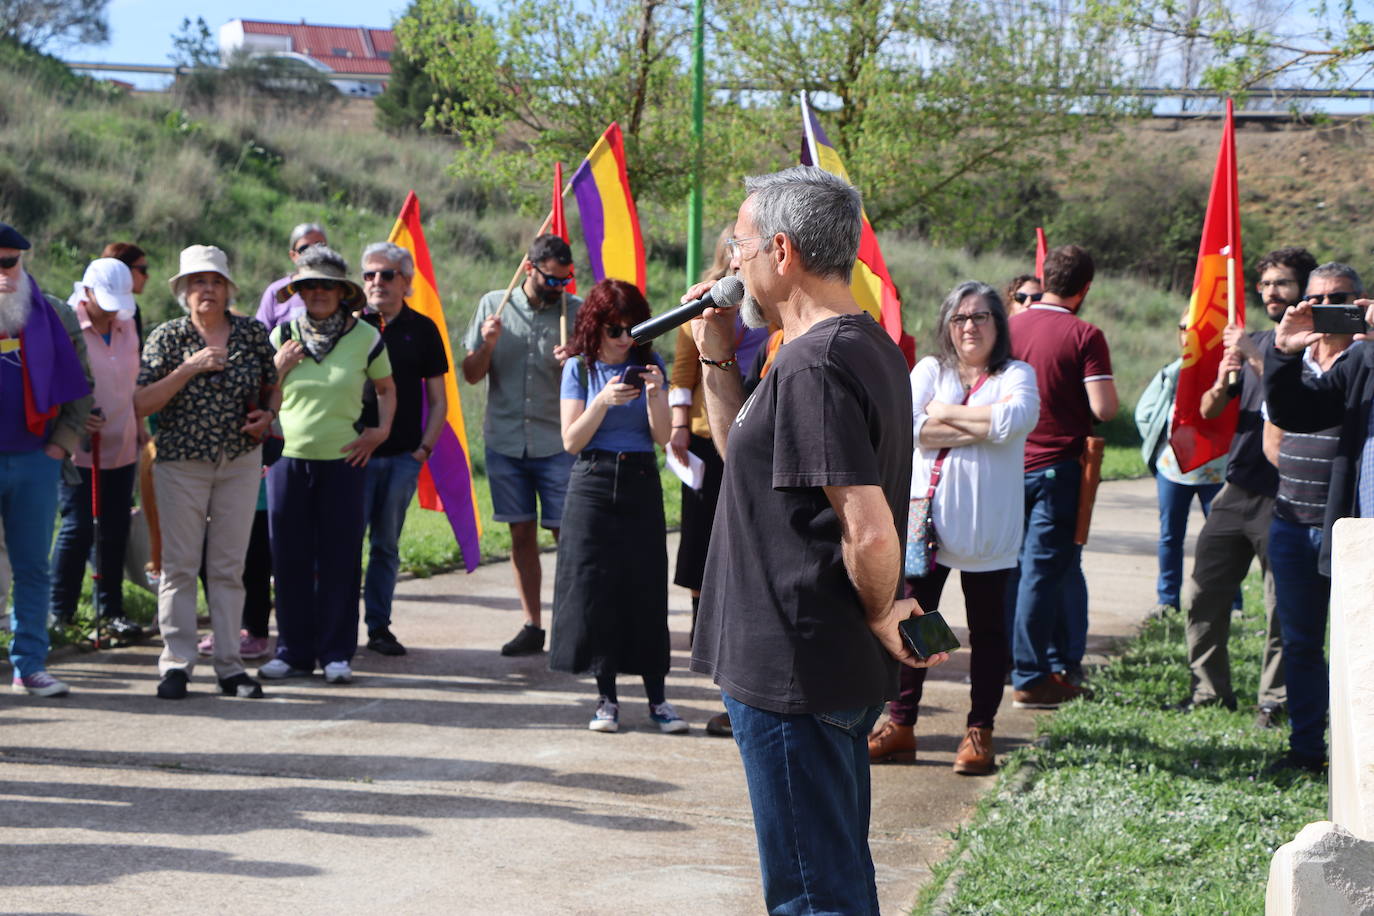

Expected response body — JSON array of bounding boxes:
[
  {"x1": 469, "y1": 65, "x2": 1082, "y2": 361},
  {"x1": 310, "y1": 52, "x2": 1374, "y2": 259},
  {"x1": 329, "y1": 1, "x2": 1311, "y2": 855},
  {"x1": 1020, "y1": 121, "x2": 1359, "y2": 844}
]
[{"x1": 219, "y1": 19, "x2": 394, "y2": 96}]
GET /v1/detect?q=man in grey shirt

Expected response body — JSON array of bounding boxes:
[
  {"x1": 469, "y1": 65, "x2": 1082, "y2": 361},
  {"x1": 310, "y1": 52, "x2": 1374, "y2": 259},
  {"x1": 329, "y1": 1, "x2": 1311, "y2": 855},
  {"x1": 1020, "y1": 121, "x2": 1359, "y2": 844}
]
[{"x1": 463, "y1": 234, "x2": 580, "y2": 656}]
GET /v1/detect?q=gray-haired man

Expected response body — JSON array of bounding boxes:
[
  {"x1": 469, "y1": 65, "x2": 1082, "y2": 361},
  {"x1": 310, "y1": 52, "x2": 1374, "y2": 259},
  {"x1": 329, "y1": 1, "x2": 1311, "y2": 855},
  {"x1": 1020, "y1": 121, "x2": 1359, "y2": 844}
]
[
  {"x1": 357, "y1": 242, "x2": 450, "y2": 656},
  {"x1": 687, "y1": 167, "x2": 947, "y2": 914},
  {"x1": 256, "y1": 222, "x2": 328, "y2": 331}
]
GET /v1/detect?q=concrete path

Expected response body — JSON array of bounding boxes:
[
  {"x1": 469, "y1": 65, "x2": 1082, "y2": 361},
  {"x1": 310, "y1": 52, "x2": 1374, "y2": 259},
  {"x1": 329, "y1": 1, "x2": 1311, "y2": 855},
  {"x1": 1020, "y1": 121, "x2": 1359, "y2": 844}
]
[{"x1": 0, "y1": 477, "x2": 1209, "y2": 915}]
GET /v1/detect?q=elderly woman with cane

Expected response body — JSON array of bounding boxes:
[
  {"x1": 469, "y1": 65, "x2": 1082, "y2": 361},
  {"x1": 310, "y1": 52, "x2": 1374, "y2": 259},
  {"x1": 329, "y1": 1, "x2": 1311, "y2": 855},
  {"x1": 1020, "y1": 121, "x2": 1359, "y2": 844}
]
[
  {"x1": 867, "y1": 281, "x2": 1040, "y2": 773},
  {"x1": 135, "y1": 245, "x2": 278, "y2": 699},
  {"x1": 259, "y1": 246, "x2": 394, "y2": 685}
]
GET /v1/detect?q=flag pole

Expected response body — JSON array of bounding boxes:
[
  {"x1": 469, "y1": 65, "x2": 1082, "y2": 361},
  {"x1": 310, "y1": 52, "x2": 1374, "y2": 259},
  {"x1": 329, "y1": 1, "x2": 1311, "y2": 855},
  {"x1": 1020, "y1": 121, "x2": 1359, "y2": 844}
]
[
  {"x1": 685, "y1": 0, "x2": 705, "y2": 288},
  {"x1": 1223, "y1": 99, "x2": 1240, "y2": 391},
  {"x1": 494, "y1": 177, "x2": 575, "y2": 320}
]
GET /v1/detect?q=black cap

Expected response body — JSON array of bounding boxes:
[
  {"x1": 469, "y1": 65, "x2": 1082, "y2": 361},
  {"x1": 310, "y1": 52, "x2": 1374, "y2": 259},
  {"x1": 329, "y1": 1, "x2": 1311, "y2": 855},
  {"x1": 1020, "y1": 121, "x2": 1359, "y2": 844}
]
[{"x1": 0, "y1": 223, "x2": 31, "y2": 251}]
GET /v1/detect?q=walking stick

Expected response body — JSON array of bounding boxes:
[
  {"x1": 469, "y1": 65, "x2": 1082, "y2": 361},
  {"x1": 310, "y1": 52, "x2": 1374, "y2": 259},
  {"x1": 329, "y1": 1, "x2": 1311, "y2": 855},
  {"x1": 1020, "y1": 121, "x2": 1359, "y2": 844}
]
[{"x1": 90, "y1": 429, "x2": 103, "y2": 651}]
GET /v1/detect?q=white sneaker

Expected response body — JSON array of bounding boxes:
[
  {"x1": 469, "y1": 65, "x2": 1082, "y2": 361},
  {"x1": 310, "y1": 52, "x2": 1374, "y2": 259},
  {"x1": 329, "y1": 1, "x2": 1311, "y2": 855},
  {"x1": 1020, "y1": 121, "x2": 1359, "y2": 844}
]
[
  {"x1": 323, "y1": 661, "x2": 352, "y2": 684},
  {"x1": 589, "y1": 697, "x2": 619, "y2": 732},
  {"x1": 258, "y1": 658, "x2": 311, "y2": 679},
  {"x1": 649, "y1": 701, "x2": 689, "y2": 734}
]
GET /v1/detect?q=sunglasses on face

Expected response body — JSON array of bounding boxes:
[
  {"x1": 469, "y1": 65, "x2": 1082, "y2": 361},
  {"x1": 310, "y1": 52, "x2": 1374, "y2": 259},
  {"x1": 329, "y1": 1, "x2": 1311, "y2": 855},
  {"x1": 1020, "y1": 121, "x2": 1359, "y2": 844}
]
[
  {"x1": 604, "y1": 324, "x2": 631, "y2": 338},
  {"x1": 363, "y1": 269, "x2": 398, "y2": 283},
  {"x1": 0, "y1": 256, "x2": 19, "y2": 270},
  {"x1": 531, "y1": 265, "x2": 574, "y2": 288},
  {"x1": 294, "y1": 242, "x2": 319, "y2": 255},
  {"x1": 949, "y1": 312, "x2": 993, "y2": 327},
  {"x1": 1314, "y1": 291, "x2": 1354, "y2": 304},
  {"x1": 296, "y1": 279, "x2": 340, "y2": 292},
  {"x1": 1013, "y1": 291, "x2": 1043, "y2": 304}
]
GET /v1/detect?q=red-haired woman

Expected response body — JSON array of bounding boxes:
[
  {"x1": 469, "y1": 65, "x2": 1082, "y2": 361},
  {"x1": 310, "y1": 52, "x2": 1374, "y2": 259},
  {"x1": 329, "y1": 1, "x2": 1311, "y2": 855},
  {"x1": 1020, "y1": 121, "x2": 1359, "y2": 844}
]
[{"x1": 551, "y1": 279, "x2": 683, "y2": 734}]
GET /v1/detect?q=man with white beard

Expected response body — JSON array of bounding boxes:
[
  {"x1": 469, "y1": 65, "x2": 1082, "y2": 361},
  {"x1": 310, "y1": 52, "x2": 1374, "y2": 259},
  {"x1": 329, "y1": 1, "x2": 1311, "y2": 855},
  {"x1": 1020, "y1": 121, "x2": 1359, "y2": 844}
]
[{"x1": 0, "y1": 223, "x2": 93, "y2": 696}]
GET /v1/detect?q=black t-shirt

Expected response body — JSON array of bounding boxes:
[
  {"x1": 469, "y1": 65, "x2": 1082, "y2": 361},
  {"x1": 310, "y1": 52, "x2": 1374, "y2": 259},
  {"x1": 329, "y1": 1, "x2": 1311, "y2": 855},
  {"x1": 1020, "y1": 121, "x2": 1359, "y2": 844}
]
[
  {"x1": 690, "y1": 313, "x2": 913, "y2": 714},
  {"x1": 361, "y1": 304, "x2": 450, "y2": 457},
  {"x1": 1227, "y1": 328, "x2": 1279, "y2": 497}
]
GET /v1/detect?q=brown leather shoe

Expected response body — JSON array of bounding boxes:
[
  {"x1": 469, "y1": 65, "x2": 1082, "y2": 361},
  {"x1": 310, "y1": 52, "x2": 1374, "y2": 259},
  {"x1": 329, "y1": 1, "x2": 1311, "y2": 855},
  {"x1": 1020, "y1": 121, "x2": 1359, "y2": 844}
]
[
  {"x1": 1012, "y1": 673, "x2": 1088, "y2": 709},
  {"x1": 868, "y1": 719, "x2": 916, "y2": 763},
  {"x1": 953, "y1": 726, "x2": 995, "y2": 775}
]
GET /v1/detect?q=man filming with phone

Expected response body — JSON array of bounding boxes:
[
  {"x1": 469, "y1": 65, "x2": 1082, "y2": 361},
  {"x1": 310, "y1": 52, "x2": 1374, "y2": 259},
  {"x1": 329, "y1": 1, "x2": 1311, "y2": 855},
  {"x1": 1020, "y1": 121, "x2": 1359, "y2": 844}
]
[{"x1": 684, "y1": 166, "x2": 948, "y2": 915}]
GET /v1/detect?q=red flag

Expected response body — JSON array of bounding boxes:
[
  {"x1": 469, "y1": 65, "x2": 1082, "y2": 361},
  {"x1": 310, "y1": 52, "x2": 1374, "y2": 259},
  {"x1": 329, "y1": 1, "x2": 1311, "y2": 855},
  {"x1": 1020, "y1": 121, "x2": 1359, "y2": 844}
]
[
  {"x1": 1170, "y1": 99, "x2": 1243, "y2": 472},
  {"x1": 1034, "y1": 227, "x2": 1048, "y2": 281},
  {"x1": 550, "y1": 161, "x2": 576, "y2": 294}
]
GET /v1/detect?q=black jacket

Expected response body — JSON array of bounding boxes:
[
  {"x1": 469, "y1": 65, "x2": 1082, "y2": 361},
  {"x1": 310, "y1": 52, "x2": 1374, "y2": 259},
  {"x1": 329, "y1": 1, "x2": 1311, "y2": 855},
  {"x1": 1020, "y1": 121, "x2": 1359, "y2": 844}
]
[{"x1": 1264, "y1": 342, "x2": 1374, "y2": 575}]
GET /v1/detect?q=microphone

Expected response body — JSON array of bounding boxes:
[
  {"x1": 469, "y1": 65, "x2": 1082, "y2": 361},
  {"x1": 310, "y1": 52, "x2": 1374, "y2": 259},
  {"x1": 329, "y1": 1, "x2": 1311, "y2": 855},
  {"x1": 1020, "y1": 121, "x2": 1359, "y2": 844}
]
[{"x1": 630, "y1": 276, "x2": 745, "y2": 344}]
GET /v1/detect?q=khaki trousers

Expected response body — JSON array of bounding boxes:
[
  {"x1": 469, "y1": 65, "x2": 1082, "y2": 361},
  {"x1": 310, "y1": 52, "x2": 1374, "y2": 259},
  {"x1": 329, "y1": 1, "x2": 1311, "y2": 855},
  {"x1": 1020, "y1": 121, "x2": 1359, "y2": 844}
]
[
  {"x1": 1183, "y1": 481, "x2": 1285, "y2": 707},
  {"x1": 153, "y1": 448, "x2": 261, "y2": 680}
]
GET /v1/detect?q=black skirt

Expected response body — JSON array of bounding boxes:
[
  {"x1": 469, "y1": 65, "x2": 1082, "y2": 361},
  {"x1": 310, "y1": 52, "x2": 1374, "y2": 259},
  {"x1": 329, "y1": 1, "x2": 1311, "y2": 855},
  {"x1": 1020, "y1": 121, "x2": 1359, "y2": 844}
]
[
  {"x1": 549, "y1": 449, "x2": 670, "y2": 677},
  {"x1": 672, "y1": 433, "x2": 725, "y2": 592}
]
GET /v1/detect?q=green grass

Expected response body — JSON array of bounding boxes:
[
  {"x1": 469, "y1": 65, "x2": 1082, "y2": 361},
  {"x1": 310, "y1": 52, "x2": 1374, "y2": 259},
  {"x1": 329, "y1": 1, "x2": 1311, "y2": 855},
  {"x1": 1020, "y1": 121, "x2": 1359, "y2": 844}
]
[
  {"x1": 913, "y1": 572, "x2": 1325, "y2": 916},
  {"x1": 1102, "y1": 444, "x2": 1147, "y2": 481}
]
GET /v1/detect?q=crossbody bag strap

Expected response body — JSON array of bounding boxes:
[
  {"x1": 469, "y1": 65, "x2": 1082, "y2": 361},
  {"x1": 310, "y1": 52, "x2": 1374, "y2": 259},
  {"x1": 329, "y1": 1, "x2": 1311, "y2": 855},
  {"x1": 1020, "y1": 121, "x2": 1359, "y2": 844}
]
[{"x1": 924, "y1": 372, "x2": 990, "y2": 499}]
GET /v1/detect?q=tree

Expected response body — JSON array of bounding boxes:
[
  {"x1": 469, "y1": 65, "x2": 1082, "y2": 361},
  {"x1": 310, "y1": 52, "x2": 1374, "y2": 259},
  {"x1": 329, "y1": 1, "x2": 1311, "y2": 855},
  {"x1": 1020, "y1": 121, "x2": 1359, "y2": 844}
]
[
  {"x1": 375, "y1": 2, "x2": 464, "y2": 136},
  {"x1": 169, "y1": 15, "x2": 217, "y2": 69},
  {"x1": 0, "y1": 0, "x2": 107, "y2": 50}
]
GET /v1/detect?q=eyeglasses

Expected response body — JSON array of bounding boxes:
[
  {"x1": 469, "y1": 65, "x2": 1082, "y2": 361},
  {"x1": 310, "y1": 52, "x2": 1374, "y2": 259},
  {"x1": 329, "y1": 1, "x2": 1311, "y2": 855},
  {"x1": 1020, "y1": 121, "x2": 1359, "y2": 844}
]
[
  {"x1": 604, "y1": 324, "x2": 631, "y2": 338},
  {"x1": 726, "y1": 236, "x2": 767, "y2": 259},
  {"x1": 0, "y1": 256, "x2": 19, "y2": 269},
  {"x1": 1012, "y1": 291, "x2": 1043, "y2": 304},
  {"x1": 531, "y1": 265, "x2": 574, "y2": 288},
  {"x1": 363, "y1": 269, "x2": 398, "y2": 282},
  {"x1": 131, "y1": 263, "x2": 149, "y2": 275},
  {"x1": 295, "y1": 279, "x2": 340, "y2": 292},
  {"x1": 1315, "y1": 291, "x2": 1354, "y2": 304},
  {"x1": 949, "y1": 312, "x2": 993, "y2": 327}
]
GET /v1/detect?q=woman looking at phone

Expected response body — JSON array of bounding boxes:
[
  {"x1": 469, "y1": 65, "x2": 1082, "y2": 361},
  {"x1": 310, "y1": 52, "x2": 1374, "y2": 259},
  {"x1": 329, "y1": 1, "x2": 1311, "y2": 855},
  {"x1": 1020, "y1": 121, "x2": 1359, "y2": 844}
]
[
  {"x1": 868, "y1": 281, "x2": 1039, "y2": 774},
  {"x1": 551, "y1": 279, "x2": 684, "y2": 734}
]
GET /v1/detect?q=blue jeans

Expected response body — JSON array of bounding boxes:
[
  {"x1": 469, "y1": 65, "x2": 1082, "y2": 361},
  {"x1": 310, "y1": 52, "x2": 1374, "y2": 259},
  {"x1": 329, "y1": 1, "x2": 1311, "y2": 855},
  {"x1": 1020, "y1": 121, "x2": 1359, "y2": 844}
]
[
  {"x1": 362, "y1": 453, "x2": 423, "y2": 634},
  {"x1": 1155, "y1": 476, "x2": 1224, "y2": 608},
  {"x1": 0, "y1": 450, "x2": 62, "y2": 678},
  {"x1": 1011, "y1": 460, "x2": 1082, "y2": 690},
  {"x1": 485, "y1": 448, "x2": 576, "y2": 527},
  {"x1": 1268, "y1": 516, "x2": 1329, "y2": 759},
  {"x1": 723, "y1": 692, "x2": 883, "y2": 916}
]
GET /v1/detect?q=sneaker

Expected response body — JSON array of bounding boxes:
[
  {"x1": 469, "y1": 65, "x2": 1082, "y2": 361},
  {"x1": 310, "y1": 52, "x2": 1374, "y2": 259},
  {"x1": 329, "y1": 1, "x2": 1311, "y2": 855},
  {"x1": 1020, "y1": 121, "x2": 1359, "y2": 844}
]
[
  {"x1": 589, "y1": 697, "x2": 619, "y2": 732},
  {"x1": 1162, "y1": 694, "x2": 1238, "y2": 713},
  {"x1": 1265, "y1": 750, "x2": 1327, "y2": 776},
  {"x1": 239, "y1": 633, "x2": 271, "y2": 659},
  {"x1": 106, "y1": 616, "x2": 144, "y2": 641},
  {"x1": 868, "y1": 719, "x2": 917, "y2": 763},
  {"x1": 156, "y1": 669, "x2": 189, "y2": 700},
  {"x1": 258, "y1": 658, "x2": 312, "y2": 679},
  {"x1": 705, "y1": 711, "x2": 733, "y2": 737},
  {"x1": 1255, "y1": 702, "x2": 1284, "y2": 729},
  {"x1": 12, "y1": 671, "x2": 70, "y2": 697},
  {"x1": 649, "y1": 701, "x2": 689, "y2": 734},
  {"x1": 501, "y1": 623, "x2": 546, "y2": 656},
  {"x1": 323, "y1": 661, "x2": 352, "y2": 684},
  {"x1": 197, "y1": 633, "x2": 215, "y2": 656},
  {"x1": 218, "y1": 672, "x2": 265, "y2": 698},
  {"x1": 367, "y1": 627, "x2": 407, "y2": 656},
  {"x1": 1011, "y1": 673, "x2": 1088, "y2": 710},
  {"x1": 953, "y1": 726, "x2": 995, "y2": 775}
]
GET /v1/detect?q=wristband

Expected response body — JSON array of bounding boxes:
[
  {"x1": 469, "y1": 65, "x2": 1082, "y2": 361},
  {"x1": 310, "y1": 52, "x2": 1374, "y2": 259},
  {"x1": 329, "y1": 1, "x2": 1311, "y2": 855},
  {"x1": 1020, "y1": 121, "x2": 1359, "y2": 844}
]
[
  {"x1": 671, "y1": 425, "x2": 689, "y2": 430},
  {"x1": 699, "y1": 353, "x2": 738, "y2": 370}
]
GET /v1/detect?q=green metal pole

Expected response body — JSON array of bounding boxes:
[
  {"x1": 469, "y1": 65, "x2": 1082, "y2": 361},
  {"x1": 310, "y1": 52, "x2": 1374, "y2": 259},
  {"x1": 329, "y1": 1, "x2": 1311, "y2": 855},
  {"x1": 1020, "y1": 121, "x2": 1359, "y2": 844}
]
[{"x1": 686, "y1": 0, "x2": 705, "y2": 287}]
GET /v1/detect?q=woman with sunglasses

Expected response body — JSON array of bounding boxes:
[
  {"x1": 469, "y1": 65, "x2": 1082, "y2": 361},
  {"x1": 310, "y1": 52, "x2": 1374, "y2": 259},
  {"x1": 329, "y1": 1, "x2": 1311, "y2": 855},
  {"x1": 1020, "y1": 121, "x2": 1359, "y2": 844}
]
[
  {"x1": 868, "y1": 281, "x2": 1039, "y2": 773},
  {"x1": 551, "y1": 279, "x2": 685, "y2": 734},
  {"x1": 260, "y1": 246, "x2": 395, "y2": 686},
  {"x1": 1004, "y1": 274, "x2": 1042, "y2": 316}
]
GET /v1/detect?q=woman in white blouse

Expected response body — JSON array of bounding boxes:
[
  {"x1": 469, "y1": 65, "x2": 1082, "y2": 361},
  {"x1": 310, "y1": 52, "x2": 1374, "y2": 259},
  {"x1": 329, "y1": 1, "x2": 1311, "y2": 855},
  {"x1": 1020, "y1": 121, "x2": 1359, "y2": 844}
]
[{"x1": 869, "y1": 280, "x2": 1040, "y2": 775}]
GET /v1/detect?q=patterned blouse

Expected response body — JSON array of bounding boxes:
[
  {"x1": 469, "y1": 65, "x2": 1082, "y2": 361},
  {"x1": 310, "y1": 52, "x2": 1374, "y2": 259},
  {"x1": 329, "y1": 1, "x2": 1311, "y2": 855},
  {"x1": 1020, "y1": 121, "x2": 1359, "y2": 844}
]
[{"x1": 137, "y1": 314, "x2": 278, "y2": 462}]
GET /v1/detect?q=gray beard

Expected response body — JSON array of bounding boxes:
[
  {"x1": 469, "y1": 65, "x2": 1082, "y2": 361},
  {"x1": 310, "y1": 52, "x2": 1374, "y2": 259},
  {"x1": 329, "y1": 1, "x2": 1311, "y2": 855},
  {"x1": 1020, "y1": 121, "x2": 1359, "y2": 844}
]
[
  {"x1": 0, "y1": 274, "x2": 32, "y2": 336},
  {"x1": 741, "y1": 293, "x2": 767, "y2": 329}
]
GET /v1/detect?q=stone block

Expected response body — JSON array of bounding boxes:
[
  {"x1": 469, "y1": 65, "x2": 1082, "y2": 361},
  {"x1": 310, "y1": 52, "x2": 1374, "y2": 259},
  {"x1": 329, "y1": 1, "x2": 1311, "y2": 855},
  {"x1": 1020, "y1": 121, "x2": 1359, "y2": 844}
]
[
  {"x1": 1329, "y1": 519, "x2": 1374, "y2": 840},
  {"x1": 1267, "y1": 821, "x2": 1374, "y2": 915}
]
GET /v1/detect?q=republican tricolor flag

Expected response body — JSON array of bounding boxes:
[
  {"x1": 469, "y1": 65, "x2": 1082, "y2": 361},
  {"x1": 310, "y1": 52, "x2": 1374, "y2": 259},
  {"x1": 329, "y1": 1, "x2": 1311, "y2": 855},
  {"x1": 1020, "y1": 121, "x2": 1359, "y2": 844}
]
[
  {"x1": 1170, "y1": 99, "x2": 1243, "y2": 472},
  {"x1": 799, "y1": 95, "x2": 915, "y2": 367},
  {"x1": 571, "y1": 123, "x2": 646, "y2": 293},
  {"x1": 388, "y1": 192, "x2": 483, "y2": 572}
]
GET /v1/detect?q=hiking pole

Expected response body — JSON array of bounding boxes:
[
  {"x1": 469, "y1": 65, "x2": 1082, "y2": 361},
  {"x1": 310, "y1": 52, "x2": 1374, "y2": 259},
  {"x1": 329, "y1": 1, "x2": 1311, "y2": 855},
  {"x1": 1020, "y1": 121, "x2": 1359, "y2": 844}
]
[{"x1": 90, "y1": 422, "x2": 103, "y2": 651}]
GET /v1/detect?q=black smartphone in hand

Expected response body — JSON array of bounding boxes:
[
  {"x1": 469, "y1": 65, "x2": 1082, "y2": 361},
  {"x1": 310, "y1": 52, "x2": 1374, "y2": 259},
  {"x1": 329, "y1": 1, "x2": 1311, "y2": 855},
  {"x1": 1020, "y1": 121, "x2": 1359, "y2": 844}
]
[
  {"x1": 897, "y1": 612, "x2": 961, "y2": 659},
  {"x1": 621, "y1": 365, "x2": 648, "y2": 391},
  {"x1": 1310, "y1": 304, "x2": 1367, "y2": 335}
]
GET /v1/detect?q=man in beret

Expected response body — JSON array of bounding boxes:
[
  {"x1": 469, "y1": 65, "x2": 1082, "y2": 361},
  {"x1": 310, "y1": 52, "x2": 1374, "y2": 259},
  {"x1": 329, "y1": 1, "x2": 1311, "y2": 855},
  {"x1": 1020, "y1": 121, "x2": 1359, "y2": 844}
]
[{"x1": 0, "y1": 223, "x2": 93, "y2": 696}]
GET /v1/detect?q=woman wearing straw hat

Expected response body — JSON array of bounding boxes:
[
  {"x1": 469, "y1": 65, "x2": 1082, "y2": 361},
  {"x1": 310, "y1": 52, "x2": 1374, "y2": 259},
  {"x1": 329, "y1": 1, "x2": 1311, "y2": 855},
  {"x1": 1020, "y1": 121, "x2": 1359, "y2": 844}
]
[
  {"x1": 50, "y1": 258, "x2": 143, "y2": 639},
  {"x1": 259, "y1": 246, "x2": 395, "y2": 686},
  {"x1": 134, "y1": 245, "x2": 279, "y2": 700}
]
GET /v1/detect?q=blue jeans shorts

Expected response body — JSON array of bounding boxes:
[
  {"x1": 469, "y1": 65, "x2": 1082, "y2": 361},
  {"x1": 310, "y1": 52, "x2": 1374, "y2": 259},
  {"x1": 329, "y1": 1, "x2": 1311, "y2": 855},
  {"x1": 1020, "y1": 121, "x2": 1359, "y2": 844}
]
[{"x1": 485, "y1": 448, "x2": 576, "y2": 528}]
